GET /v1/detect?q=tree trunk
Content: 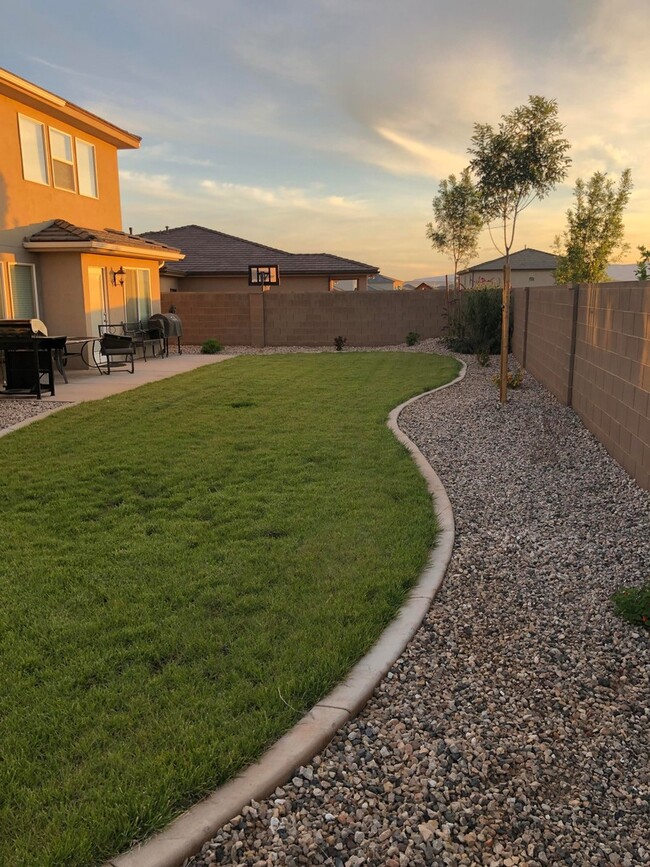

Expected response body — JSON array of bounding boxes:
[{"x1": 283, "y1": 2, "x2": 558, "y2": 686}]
[{"x1": 499, "y1": 264, "x2": 511, "y2": 405}]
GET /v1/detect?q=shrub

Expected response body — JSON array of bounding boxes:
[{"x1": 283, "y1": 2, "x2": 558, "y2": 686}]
[
  {"x1": 334, "y1": 336, "x2": 347, "y2": 351},
  {"x1": 443, "y1": 286, "x2": 504, "y2": 355},
  {"x1": 493, "y1": 368, "x2": 523, "y2": 389},
  {"x1": 612, "y1": 582, "x2": 650, "y2": 630},
  {"x1": 406, "y1": 331, "x2": 420, "y2": 346},
  {"x1": 476, "y1": 349, "x2": 491, "y2": 367},
  {"x1": 201, "y1": 338, "x2": 222, "y2": 354}
]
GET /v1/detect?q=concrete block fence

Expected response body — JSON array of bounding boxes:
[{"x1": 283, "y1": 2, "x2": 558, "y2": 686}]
[
  {"x1": 161, "y1": 282, "x2": 649, "y2": 490},
  {"x1": 161, "y1": 290, "x2": 449, "y2": 348},
  {"x1": 512, "y1": 282, "x2": 650, "y2": 490}
]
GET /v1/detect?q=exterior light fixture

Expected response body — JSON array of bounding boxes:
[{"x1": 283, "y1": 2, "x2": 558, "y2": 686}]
[{"x1": 110, "y1": 266, "x2": 126, "y2": 287}]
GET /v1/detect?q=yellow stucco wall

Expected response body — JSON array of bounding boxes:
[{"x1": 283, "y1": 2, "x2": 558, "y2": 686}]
[
  {"x1": 0, "y1": 90, "x2": 123, "y2": 261},
  {"x1": 36, "y1": 252, "x2": 162, "y2": 336}
]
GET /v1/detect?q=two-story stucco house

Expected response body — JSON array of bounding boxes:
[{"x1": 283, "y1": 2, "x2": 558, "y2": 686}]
[{"x1": 0, "y1": 67, "x2": 183, "y2": 337}]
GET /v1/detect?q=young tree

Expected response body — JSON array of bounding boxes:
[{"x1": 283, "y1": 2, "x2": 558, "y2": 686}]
[
  {"x1": 468, "y1": 95, "x2": 571, "y2": 403},
  {"x1": 554, "y1": 170, "x2": 633, "y2": 284},
  {"x1": 425, "y1": 168, "x2": 482, "y2": 290},
  {"x1": 636, "y1": 245, "x2": 650, "y2": 280}
]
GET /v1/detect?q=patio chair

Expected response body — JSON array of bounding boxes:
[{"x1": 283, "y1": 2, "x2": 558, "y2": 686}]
[
  {"x1": 99, "y1": 333, "x2": 135, "y2": 375},
  {"x1": 122, "y1": 321, "x2": 164, "y2": 361}
]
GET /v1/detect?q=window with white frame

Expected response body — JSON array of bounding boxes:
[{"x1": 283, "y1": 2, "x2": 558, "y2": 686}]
[
  {"x1": 75, "y1": 139, "x2": 98, "y2": 198},
  {"x1": 18, "y1": 115, "x2": 49, "y2": 185},
  {"x1": 0, "y1": 265, "x2": 7, "y2": 318},
  {"x1": 124, "y1": 268, "x2": 152, "y2": 323},
  {"x1": 49, "y1": 128, "x2": 76, "y2": 192},
  {"x1": 8, "y1": 263, "x2": 39, "y2": 319}
]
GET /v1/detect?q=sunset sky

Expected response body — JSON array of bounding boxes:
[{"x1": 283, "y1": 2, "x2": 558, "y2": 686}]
[{"x1": 4, "y1": 0, "x2": 648, "y2": 279}]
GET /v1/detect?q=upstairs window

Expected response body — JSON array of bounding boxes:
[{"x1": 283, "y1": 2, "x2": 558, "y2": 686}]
[
  {"x1": 49, "y1": 129, "x2": 76, "y2": 191},
  {"x1": 18, "y1": 115, "x2": 49, "y2": 185},
  {"x1": 76, "y1": 139, "x2": 98, "y2": 198}
]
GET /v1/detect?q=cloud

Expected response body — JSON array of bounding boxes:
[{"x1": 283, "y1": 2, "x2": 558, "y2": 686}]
[{"x1": 200, "y1": 179, "x2": 366, "y2": 213}]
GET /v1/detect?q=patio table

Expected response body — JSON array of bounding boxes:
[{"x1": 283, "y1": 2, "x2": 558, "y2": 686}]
[{"x1": 58, "y1": 336, "x2": 101, "y2": 382}]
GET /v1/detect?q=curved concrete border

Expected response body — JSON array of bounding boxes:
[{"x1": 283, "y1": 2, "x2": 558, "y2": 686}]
[{"x1": 99, "y1": 360, "x2": 467, "y2": 867}]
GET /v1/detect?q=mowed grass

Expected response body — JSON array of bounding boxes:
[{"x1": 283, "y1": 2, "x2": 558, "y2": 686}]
[{"x1": 0, "y1": 351, "x2": 459, "y2": 866}]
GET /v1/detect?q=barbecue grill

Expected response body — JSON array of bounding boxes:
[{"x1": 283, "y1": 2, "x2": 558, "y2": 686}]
[
  {"x1": 148, "y1": 313, "x2": 183, "y2": 356},
  {"x1": 0, "y1": 319, "x2": 64, "y2": 398}
]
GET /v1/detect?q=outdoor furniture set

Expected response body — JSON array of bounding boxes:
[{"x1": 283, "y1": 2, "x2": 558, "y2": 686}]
[{"x1": 0, "y1": 314, "x2": 183, "y2": 397}]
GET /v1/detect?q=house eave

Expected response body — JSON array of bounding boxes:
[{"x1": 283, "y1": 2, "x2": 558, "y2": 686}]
[
  {"x1": 23, "y1": 240, "x2": 185, "y2": 261},
  {"x1": 0, "y1": 67, "x2": 141, "y2": 149}
]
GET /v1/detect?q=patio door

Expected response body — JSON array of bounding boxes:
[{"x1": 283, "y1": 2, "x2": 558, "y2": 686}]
[{"x1": 87, "y1": 267, "x2": 108, "y2": 363}]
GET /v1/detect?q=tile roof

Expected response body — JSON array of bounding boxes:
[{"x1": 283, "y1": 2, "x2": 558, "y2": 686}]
[
  {"x1": 25, "y1": 220, "x2": 181, "y2": 255},
  {"x1": 459, "y1": 248, "x2": 558, "y2": 273},
  {"x1": 139, "y1": 225, "x2": 379, "y2": 275}
]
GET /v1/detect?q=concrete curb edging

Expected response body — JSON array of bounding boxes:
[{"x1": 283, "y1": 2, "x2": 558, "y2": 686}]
[{"x1": 105, "y1": 361, "x2": 467, "y2": 867}]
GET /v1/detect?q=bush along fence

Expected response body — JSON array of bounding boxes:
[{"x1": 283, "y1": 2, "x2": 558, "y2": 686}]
[{"x1": 512, "y1": 281, "x2": 650, "y2": 491}]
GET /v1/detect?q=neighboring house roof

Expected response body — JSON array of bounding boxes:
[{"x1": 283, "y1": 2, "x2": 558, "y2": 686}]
[
  {"x1": 0, "y1": 66, "x2": 140, "y2": 149},
  {"x1": 23, "y1": 219, "x2": 184, "y2": 261},
  {"x1": 368, "y1": 275, "x2": 402, "y2": 290},
  {"x1": 459, "y1": 248, "x2": 557, "y2": 274},
  {"x1": 404, "y1": 281, "x2": 442, "y2": 291},
  {"x1": 139, "y1": 225, "x2": 379, "y2": 276}
]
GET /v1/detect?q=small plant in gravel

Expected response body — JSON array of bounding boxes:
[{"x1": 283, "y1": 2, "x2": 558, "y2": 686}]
[
  {"x1": 406, "y1": 331, "x2": 420, "y2": 346},
  {"x1": 476, "y1": 348, "x2": 490, "y2": 367},
  {"x1": 612, "y1": 582, "x2": 650, "y2": 629},
  {"x1": 201, "y1": 338, "x2": 223, "y2": 354},
  {"x1": 493, "y1": 369, "x2": 523, "y2": 389},
  {"x1": 334, "y1": 335, "x2": 347, "y2": 351}
]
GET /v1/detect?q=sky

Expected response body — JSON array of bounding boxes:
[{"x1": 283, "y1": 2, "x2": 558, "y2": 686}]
[{"x1": 4, "y1": 0, "x2": 649, "y2": 280}]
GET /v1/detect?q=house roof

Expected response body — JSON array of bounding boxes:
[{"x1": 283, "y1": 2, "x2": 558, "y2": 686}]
[
  {"x1": 23, "y1": 220, "x2": 184, "y2": 261},
  {"x1": 368, "y1": 275, "x2": 402, "y2": 290},
  {"x1": 0, "y1": 67, "x2": 140, "y2": 149},
  {"x1": 139, "y1": 225, "x2": 379, "y2": 276},
  {"x1": 459, "y1": 248, "x2": 557, "y2": 274}
]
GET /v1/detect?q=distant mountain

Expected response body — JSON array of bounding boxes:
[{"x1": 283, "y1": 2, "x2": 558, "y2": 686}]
[{"x1": 403, "y1": 274, "x2": 451, "y2": 288}]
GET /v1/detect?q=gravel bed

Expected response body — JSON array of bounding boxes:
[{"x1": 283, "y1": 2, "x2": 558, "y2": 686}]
[
  {"x1": 185, "y1": 343, "x2": 649, "y2": 867},
  {"x1": 0, "y1": 398, "x2": 69, "y2": 432}
]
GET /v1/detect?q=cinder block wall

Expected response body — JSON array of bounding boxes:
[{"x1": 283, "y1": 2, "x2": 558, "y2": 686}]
[
  {"x1": 512, "y1": 282, "x2": 650, "y2": 490},
  {"x1": 512, "y1": 285, "x2": 575, "y2": 404},
  {"x1": 263, "y1": 292, "x2": 448, "y2": 346},
  {"x1": 161, "y1": 292, "x2": 253, "y2": 345},
  {"x1": 162, "y1": 290, "x2": 449, "y2": 348}
]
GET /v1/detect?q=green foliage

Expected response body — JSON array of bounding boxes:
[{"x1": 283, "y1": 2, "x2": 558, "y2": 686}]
[
  {"x1": 200, "y1": 338, "x2": 222, "y2": 354},
  {"x1": 612, "y1": 582, "x2": 650, "y2": 630},
  {"x1": 443, "y1": 286, "x2": 503, "y2": 355},
  {"x1": 406, "y1": 331, "x2": 420, "y2": 346},
  {"x1": 0, "y1": 352, "x2": 460, "y2": 866},
  {"x1": 635, "y1": 245, "x2": 650, "y2": 280},
  {"x1": 554, "y1": 169, "x2": 633, "y2": 284},
  {"x1": 426, "y1": 168, "x2": 482, "y2": 282},
  {"x1": 476, "y1": 349, "x2": 491, "y2": 367},
  {"x1": 493, "y1": 368, "x2": 523, "y2": 389},
  {"x1": 334, "y1": 335, "x2": 347, "y2": 351},
  {"x1": 468, "y1": 95, "x2": 571, "y2": 260}
]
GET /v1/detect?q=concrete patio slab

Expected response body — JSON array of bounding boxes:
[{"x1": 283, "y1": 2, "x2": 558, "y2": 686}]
[{"x1": 40, "y1": 353, "x2": 234, "y2": 404}]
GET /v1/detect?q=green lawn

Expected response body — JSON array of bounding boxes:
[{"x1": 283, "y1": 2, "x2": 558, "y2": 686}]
[{"x1": 0, "y1": 351, "x2": 459, "y2": 866}]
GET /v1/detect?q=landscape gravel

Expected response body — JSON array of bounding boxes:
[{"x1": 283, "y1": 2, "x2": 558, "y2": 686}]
[
  {"x1": 184, "y1": 340, "x2": 649, "y2": 867},
  {"x1": 0, "y1": 398, "x2": 69, "y2": 432}
]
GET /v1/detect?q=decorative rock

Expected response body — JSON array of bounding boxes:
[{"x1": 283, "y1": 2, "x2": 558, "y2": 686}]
[{"x1": 179, "y1": 342, "x2": 649, "y2": 867}]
